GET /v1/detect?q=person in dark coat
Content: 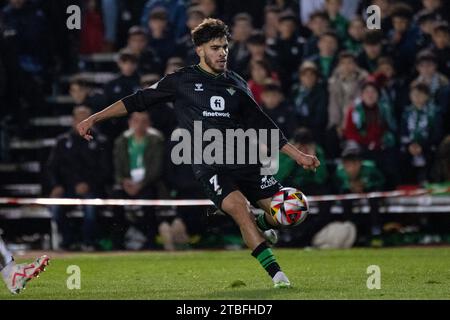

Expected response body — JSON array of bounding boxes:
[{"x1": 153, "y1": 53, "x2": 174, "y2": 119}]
[
  {"x1": 47, "y1": 106, "x2": 111, "y2": 251},
  {"x1": 291, "y1": 61, "x2": 329, "y2": 147},
  {"x1": 102, "y1": 49, "x2": 141, "y2": 140}
]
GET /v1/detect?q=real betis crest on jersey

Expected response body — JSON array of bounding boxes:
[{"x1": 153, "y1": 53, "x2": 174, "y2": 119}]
[{"x1": 226, "y1": 87, "x2": 236, "y2": 96}]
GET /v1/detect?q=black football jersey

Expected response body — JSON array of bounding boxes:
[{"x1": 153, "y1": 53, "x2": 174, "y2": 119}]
[{"x1": 122, "y1": 65, "x2": 288, "y2": 178}]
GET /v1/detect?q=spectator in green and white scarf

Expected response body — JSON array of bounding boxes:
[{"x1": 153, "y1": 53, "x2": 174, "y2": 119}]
[
  {"x1": 400, "y1": 83, "x2": 443, "y2": 184},
  {"x1": 343, "y1": 81, "x2": 397, "y2": 151},
  {"x1": 411, "y1": 50, "x2": 449, "y2": 105}
]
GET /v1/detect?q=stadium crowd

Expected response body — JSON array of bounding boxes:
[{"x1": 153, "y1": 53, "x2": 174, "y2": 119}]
[{"x1": 0, "y1": 0, "x2": 449, "y2": 250}]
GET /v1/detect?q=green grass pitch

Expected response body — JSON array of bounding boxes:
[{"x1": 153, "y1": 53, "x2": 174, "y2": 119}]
[{"x1": 1, "y1": 248, "x2": 449, "y2": 300}]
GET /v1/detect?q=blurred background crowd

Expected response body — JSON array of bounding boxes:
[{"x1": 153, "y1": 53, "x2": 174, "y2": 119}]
[{"x1": 0, "y1": 0, "x2": 449, "y2": 251}]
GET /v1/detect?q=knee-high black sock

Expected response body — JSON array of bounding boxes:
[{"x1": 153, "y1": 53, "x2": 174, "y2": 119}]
[{"x1": 251, "y1": 241, "x2": 281, "y2": 278}]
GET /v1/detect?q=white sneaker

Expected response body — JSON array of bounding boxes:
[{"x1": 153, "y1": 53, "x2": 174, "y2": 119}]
[
  {"x1": 273, "y1": 271, "x2": 291, "y2": 289},
  {"x1": 263, "y1": 229, "x2": 278, "y2": 246},
  {"x1": 3, "y1": 255, "x2": 50, "y2": 294}
]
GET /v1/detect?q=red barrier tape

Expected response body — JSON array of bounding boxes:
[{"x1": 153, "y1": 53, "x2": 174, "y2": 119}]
[{"x1": 0, "y1": 188, "x2": 440, "y2": 206}]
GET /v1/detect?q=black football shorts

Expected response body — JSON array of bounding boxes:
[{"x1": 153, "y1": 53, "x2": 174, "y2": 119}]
[{"x1": 198, "y1": 166, "x2": 283, "y2": 210}]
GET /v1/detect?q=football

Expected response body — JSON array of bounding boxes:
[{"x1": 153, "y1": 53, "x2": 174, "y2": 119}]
[{"x1": 270, "y1": 187, "x2": 309, "y2": 226}]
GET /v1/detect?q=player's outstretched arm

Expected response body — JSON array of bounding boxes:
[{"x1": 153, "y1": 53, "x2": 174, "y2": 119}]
[
  {"x1": 281, "y1": 142, "x2": 320, "y2": 171},
  {"x1": 77, "y1": 100, "x2": 128, "y2": 141}
]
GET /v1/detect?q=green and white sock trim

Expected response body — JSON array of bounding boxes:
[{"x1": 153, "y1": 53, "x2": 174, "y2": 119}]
[
  {"x1": 256, "y1": 213, "x2": 273, "y2": 231},
  {"x1": 251, "y1": 242, "x2": 281, "y2": 278}
]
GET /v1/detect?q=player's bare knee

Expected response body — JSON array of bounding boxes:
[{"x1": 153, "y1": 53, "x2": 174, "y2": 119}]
[
  {"x1": 223, "y1": 198, "x2": 249, "y2": 213},
  {"x1": 222, "y1": 195, "x2": 251, "y2": 219},
  {"x1": 225, "y1": 202, "x2": 249, "y2": 217}
]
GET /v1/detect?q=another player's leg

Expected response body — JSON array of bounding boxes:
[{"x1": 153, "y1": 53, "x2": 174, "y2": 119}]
[
  {"x1": 0, "y1": 236, "x2": 50, "y2": 294},
  {"x1": 221, "y1": 191, "x2": 290, "y2": 288}
]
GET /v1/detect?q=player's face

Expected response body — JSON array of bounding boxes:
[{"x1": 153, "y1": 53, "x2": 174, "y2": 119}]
[{"x1": 200, "y1": 37, "x2": 229, "y2": 73}]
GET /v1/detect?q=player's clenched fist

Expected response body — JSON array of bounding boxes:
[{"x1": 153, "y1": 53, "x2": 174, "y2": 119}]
[
  {"x1": 296, "y1": 153, "x2": 320, "y2": 171},
  {"x1": 77, "y1": 118, "x2": 95, "y2": 141}
]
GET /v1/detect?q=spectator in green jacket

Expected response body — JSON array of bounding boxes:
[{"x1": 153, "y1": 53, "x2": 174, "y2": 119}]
[
  {"x1": 275, "y1": 127, "x2": 328, "y2": 194},
  {"x1": 334, "y1": 143, "x2": 385, "y2": 242},
  {"x1": 306, "y1": 30, "x2": 339, "y2": 80},
  {"x1": 291, "y1": 61, "x2": 329, "y2": 146},
  {"x1": 325, "y1": 0, "x2": 349, "y2": 41},
  {"x1": 343, "y1": 17, "x2": 365, "y2": 55},
  {"x1": 335, "y1": 144, "x2": 386, "y2": 194},
  {"x1": 111, "y1": 111, "x2": 167, "y2": 249}
]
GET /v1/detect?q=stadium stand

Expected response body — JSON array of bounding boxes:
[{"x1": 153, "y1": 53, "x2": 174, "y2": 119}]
[{"x1": 0, "y1": 0, "x2": 449, "y2": 251}]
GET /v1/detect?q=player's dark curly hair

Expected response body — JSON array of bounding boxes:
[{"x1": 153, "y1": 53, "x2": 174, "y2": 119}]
[{"x1": 191, "y1": 18, "x2": 231, "y2": 47}]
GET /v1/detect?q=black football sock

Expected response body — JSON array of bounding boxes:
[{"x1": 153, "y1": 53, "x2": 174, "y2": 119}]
[{"x1": 251, "y1": 241, "x2": 281, "y2": 278}]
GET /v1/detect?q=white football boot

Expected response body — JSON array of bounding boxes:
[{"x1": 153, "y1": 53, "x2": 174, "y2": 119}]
[
  {"x1": 263, "y1": 229, "x2": 279, "y2": 246},
  {"x1": 3, "y1": 255, "x2": 50, "y2": 294},
  {"x1": 273, "y1": 271, "x2": 291, "y2": 289}
]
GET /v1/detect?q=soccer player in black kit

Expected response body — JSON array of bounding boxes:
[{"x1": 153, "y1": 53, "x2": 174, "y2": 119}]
[{"x1": 77, "y1": 19, "x2": 320, "y2": 288}]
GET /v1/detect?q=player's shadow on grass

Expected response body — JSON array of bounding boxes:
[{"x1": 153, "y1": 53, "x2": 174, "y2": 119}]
[{"x1": 199, "y1": 287, "x2": 305, "y2": 299}]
